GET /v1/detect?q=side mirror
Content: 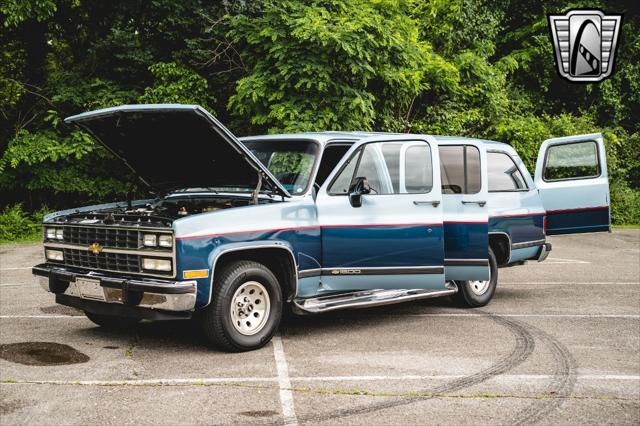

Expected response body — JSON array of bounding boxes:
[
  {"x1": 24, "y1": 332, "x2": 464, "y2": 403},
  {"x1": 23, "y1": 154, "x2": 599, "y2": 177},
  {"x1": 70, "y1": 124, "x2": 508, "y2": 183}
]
[{"x1": 348, "y1": 177, "x2": 371, "y2": 208}]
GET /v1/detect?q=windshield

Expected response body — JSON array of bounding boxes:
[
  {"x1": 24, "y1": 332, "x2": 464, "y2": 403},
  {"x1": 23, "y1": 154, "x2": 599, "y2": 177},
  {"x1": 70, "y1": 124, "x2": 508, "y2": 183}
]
[{"x1": 243, "y1": 140, "x2": 320, "y2": 195}]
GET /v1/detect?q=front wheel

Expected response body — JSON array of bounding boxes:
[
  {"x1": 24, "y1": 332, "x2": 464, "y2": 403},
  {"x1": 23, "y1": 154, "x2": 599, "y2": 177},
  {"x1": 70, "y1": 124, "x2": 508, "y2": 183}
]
[
  {"x1": 199, "y1": 260, "x2": 283, "y2": 352},
  {"x1": 452, "y1": 247, "x2": 498, "y2": 308}
]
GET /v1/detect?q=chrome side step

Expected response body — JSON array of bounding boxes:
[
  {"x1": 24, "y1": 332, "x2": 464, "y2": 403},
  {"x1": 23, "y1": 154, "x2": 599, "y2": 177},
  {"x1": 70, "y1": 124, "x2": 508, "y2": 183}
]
[{"x1": 293, "y1": 283, "x2": 458, "y2": 314}]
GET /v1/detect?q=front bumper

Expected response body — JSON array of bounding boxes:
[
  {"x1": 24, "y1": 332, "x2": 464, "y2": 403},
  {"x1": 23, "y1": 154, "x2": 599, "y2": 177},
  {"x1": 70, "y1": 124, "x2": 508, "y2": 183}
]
[
  {"x1": 536, "y1": 243, "x2": 553, "y2": 262},
  {"x1": 33, "y1": 264, "x2": 197, "y2": 319}
]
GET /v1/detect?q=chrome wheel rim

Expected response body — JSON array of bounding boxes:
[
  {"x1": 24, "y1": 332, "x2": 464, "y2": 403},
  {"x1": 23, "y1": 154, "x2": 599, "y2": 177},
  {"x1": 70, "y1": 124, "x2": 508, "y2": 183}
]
[
  {"x1": 230, "y1": 281, "x2": 270, "y2": 336},
  {"x1": 468, "y1": 265, "x2": 492, "y2": 296},
  {"x1": 468, "y1": 280, "x2": 491, "y2": 296}
]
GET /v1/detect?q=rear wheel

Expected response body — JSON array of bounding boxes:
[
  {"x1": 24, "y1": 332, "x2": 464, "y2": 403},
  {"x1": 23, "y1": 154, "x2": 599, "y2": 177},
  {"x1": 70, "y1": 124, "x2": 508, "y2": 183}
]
[
  {"x1": 453, "y1": 247, "x2": 498, "y2": 307},
  {"x1": 84, "y1": 312, "x2": 141, "y2": 328},
  {"x1": 200, "y1": 260, "x2": 283, "y2": 352}
]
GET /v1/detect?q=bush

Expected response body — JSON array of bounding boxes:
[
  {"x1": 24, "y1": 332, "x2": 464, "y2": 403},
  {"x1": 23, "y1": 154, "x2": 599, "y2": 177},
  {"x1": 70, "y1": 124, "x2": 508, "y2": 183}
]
[
  {"x1": 610, "y1": 181, "x2": 640, "y2": 226},
  {"x1": 0, "y1": 204, "x2": 47, "y2": 243}
]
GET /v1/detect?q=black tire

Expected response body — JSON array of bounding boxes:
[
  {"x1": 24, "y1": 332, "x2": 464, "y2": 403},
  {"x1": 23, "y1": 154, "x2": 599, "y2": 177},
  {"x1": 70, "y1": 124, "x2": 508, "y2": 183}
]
[
  {"x1": 199, "y1": 260, "x2": 283, "y2": 352},
  {"x1": 84, "y1": 311, "x2": 141, "y2": 328},
  {"x1": 453, "y1": 247, "x2": 498, "y2": 308}
]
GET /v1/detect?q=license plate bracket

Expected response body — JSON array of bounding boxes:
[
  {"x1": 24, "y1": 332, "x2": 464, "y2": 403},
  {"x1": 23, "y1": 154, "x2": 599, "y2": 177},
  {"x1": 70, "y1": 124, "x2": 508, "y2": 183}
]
[{"x1": 76, "y1": 277, "x2": 106, "y2": 301}]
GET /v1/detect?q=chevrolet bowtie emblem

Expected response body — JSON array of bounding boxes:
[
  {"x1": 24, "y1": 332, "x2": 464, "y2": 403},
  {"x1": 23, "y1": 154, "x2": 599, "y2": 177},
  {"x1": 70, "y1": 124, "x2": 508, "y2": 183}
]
[{"x1": 88, "y1": 243, "x2": 103, "y2": 254}]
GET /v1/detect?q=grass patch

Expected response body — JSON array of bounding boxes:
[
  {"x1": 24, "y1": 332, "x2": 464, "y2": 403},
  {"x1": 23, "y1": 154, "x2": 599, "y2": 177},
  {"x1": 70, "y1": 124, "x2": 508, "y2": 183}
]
[
  {"x1": 0, "y1": 232, "x2": 42, "y2": 245},
  {"x1": 124, "y1": 335, "x2": 139, "y2": 359},
  {"x1": 612, "y1": 224, "x2": 640, "y2": 229}
]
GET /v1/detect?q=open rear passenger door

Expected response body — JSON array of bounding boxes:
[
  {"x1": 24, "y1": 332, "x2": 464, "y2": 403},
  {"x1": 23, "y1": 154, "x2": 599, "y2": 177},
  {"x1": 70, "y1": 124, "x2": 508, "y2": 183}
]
[{"x1": 534, "y1": 133, "x2": 610, "y2": 235}]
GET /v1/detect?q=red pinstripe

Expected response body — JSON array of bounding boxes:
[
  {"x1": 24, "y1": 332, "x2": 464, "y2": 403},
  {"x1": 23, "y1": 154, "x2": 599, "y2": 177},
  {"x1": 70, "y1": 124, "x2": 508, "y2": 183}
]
[
  {"x1": 176, "y1": 222, "x2": 444, "y2": 241},
  {"x1": 490, "y1": 212, "x2": 546, "y2": 219}
]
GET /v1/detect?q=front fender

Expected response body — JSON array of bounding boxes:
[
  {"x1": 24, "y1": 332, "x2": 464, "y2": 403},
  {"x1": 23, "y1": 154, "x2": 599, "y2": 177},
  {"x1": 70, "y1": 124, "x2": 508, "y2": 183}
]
[{"x1": 178, "y1": 239, "x2": 298, "y2": 308}]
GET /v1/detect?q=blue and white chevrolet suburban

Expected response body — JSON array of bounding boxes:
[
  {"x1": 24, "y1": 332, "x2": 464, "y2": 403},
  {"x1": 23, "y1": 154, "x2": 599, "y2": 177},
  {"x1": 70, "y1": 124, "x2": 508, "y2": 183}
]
[{"x1": 33, "y1": 104, "x2": 610, "y2": 351}]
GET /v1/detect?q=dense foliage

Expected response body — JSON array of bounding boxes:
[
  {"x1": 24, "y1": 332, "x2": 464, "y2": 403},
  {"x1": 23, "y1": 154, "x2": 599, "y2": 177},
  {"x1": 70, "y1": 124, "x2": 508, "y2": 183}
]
[{"x1": 1, "y1": 0, "x2": 639, "y2": 237}]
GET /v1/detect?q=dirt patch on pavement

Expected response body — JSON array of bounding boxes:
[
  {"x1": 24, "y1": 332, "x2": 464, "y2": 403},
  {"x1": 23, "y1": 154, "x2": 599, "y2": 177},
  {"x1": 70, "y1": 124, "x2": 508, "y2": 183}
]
[
  {"x1": 0, "y1": 397, "x2": 29, "y2": 415},
  {"x1": 0, "y1": 342, "x2": 89, "y2": 366},
  {"x1": 240, "y1": 410, "x2": 278, "y2": 418}
]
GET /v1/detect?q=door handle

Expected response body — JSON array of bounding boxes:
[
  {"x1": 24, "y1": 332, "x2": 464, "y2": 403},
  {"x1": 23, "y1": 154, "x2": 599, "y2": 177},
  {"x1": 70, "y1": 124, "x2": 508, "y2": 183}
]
[
  {"x1": 461, "y1": 200, "x2": 487, "y2": 207},
  {"x1": 413, "y1": 200, "x2": 441, "y2": 207}
]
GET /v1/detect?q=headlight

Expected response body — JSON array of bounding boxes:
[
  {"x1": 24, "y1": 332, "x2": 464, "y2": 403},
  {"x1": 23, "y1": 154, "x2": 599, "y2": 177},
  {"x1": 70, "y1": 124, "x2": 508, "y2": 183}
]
[
  {"x1": 45, "y1": 228, "x2": 57, "y2": 239},
  {"x1": 158, "y1": 234, "x2": 173, "y2": 247},
  {"x1": 142, "y1": 258, "x2": 172, "y2": 272},
  {"x1": 143, "y1": 234, "x2": 157, "y2": 247},
  {"x1": 45, "y1": 227, "x2": 64, "y2": 240},
  {"x1": 45, "y1": 249, "x2": 64, "y2": 261}
]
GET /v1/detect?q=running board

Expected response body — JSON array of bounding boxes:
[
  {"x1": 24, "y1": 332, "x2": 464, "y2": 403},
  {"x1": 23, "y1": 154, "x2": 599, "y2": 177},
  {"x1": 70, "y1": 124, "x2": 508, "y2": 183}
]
[{"x1": 293, "y1": 284, "x2": 458, "y2": 314}]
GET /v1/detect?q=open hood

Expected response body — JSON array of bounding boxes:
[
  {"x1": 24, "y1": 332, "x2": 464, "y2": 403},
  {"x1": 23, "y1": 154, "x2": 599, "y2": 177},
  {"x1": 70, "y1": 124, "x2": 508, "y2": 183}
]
[{"x1": 65, "y1": 104, "x2": 290, "y2": 197}]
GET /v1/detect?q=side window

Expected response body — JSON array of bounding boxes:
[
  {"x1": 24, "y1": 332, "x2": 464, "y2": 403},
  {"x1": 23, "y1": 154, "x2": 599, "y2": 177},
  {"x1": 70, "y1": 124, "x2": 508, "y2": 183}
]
[
  {"x1": 356, "y1": 144, "x2": 387, "y2": 194},
  {"x1": 488, "y1": 152, "x2": 528, "y2": 191},
  {"x1": 381, "y1": 143, "x2": 401, "y2": 192},
  {"x1": 328, "y1": 141, "x2": 433, "y2": 195},
  {"x1": 328, "y1": 148, "x2": 360, "y2": 194},
  {"x1": 543, "y1": 141, "x2": 600, "y2": 181},
  {"x1": 439, "y1": 145, "x2": 481, "y2": 194},
  {"x1": 404, "y1": 145, "x2": 433, "y2": 193}
]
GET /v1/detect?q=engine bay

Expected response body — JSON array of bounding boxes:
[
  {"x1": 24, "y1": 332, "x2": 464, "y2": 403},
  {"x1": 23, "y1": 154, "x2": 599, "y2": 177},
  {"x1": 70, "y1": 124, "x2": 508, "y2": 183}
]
[{"x1": 48, "y1": 194, "x2": 273, "y2": 228}]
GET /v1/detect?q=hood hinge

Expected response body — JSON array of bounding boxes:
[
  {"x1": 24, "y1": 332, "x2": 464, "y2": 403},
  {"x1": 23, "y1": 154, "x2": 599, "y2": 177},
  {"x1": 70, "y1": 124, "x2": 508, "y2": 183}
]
[{"x1": 251, "y1": 173, "x2": 263, "y2": 205}]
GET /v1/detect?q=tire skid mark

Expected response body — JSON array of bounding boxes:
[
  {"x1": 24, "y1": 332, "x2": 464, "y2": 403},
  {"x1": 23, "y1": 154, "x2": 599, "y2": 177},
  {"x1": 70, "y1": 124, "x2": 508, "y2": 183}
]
[
  {"x1": 298, "y1": 311, "x2": 535, "y2": 423},
  {"x1": 510, "y1": 323, "x2": 577, "y2": 425}
]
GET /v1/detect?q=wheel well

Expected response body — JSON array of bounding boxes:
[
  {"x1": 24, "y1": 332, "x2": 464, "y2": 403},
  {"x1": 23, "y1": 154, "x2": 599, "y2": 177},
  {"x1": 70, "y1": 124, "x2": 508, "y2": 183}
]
[
  {"x1": 214, "y1": 248, "x2": 297, "y2": 301},
  {"x1": 489, "y1": 233, "x2": 510, "y2": 266}
]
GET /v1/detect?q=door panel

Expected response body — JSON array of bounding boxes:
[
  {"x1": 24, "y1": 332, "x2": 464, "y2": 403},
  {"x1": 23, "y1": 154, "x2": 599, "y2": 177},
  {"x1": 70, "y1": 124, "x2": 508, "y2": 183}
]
[
  {"x1": 439, "y1": 144, "x2": 490, "y2": 281},
  {"x1": 534, "y1": 134, "x2": 610, "y2": 235},
  {"x1": 315, "y1": 137, "x2": 445, "y2": 295}
]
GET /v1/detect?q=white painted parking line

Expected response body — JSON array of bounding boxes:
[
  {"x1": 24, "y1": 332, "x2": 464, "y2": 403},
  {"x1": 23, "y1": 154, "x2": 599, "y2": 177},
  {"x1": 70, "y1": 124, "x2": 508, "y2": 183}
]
[
  {"x1": 403, "y1": 314, "x2": 640, "y2": 318},
  {"x1": 290, "y1": 374, "x2": 640, "y2": 382},
  {"x1": 0, "y1": 267, "x2": 33, "y2": 271},
  {"x1": 0, "y1": 315, "x2": 85, "y2": 319},
  {"x1": 1, "y1": 313, "x2": 638, "y2": 319},
  {"x1": 2, "y1": 281, "x2": 636, "y2": 288},
  {"x1": 501, "y1": 282, "x2": 639, "y2": 285},
  {"x1": 2, "y1": 374, "x2": 638, "y2": 387},
  {"x1": 0, "y1": 283, "x2": 37, "y2": 287},
  {"x1": 533, "y1": 257, "x2": 590, "y2": 264},
  {"x1": 272, "y1": 336, "x2": 298, "y2": 426}
]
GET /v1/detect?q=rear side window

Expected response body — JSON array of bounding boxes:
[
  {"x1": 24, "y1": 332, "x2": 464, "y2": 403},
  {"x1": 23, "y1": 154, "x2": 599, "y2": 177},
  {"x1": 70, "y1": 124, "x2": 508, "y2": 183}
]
[
  {"x1": 439, "y1": 145, "x2": 481, "y2": 194},
  {"x1": 488, "y1": 152, "x2": 528, "y2": 191},
  {"x1": 543, "y1": 141, "x2": 600, "y2": 181}
]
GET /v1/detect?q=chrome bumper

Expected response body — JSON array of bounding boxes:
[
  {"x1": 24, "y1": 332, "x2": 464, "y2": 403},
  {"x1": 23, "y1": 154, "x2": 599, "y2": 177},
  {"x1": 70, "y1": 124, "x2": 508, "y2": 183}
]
[{"x1": 33, "y1": 264, "x2": 197, "y2": 312}]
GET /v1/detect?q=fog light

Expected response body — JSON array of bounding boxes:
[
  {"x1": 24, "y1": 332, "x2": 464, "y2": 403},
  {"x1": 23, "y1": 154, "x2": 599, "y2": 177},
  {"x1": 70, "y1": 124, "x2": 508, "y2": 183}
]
[
  {"x1": 143, "y1": 234, "x2": 157, "y2": 247},
  {"x1": 45, "y1": 228, "x2": 56, "y2": 239},
  {"x1": 158, "y1": 234, "x2": 173, "y2": 247},
  {"x1": 45, "y1": 249, "x2": 64, "y2": 262},
  {"x1": 55, "y1": 228, "x2": 64, "y2": 240},
  {"x1": 142, "y1": 258, "x2": 172, "y2": 272}
]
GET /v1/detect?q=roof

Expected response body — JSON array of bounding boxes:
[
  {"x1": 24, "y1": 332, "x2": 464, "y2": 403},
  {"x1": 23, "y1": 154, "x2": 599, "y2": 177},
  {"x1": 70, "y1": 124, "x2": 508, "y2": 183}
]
[{"x1": 240, "y1": 131, "x2": 511, "y2": 148}]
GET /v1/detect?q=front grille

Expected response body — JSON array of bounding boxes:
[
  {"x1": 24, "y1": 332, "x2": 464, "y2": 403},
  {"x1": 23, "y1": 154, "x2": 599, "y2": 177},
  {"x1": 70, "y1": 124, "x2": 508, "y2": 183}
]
[
  {"x1": 63, "y1": 226, "x2": 140, "y2": 249},
  {"x1": 44, "y1": 224, "x2": 175, "y2": 277},
  {"x1": 62, "y1": 248, "x2": 142, "y2": 274}
]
